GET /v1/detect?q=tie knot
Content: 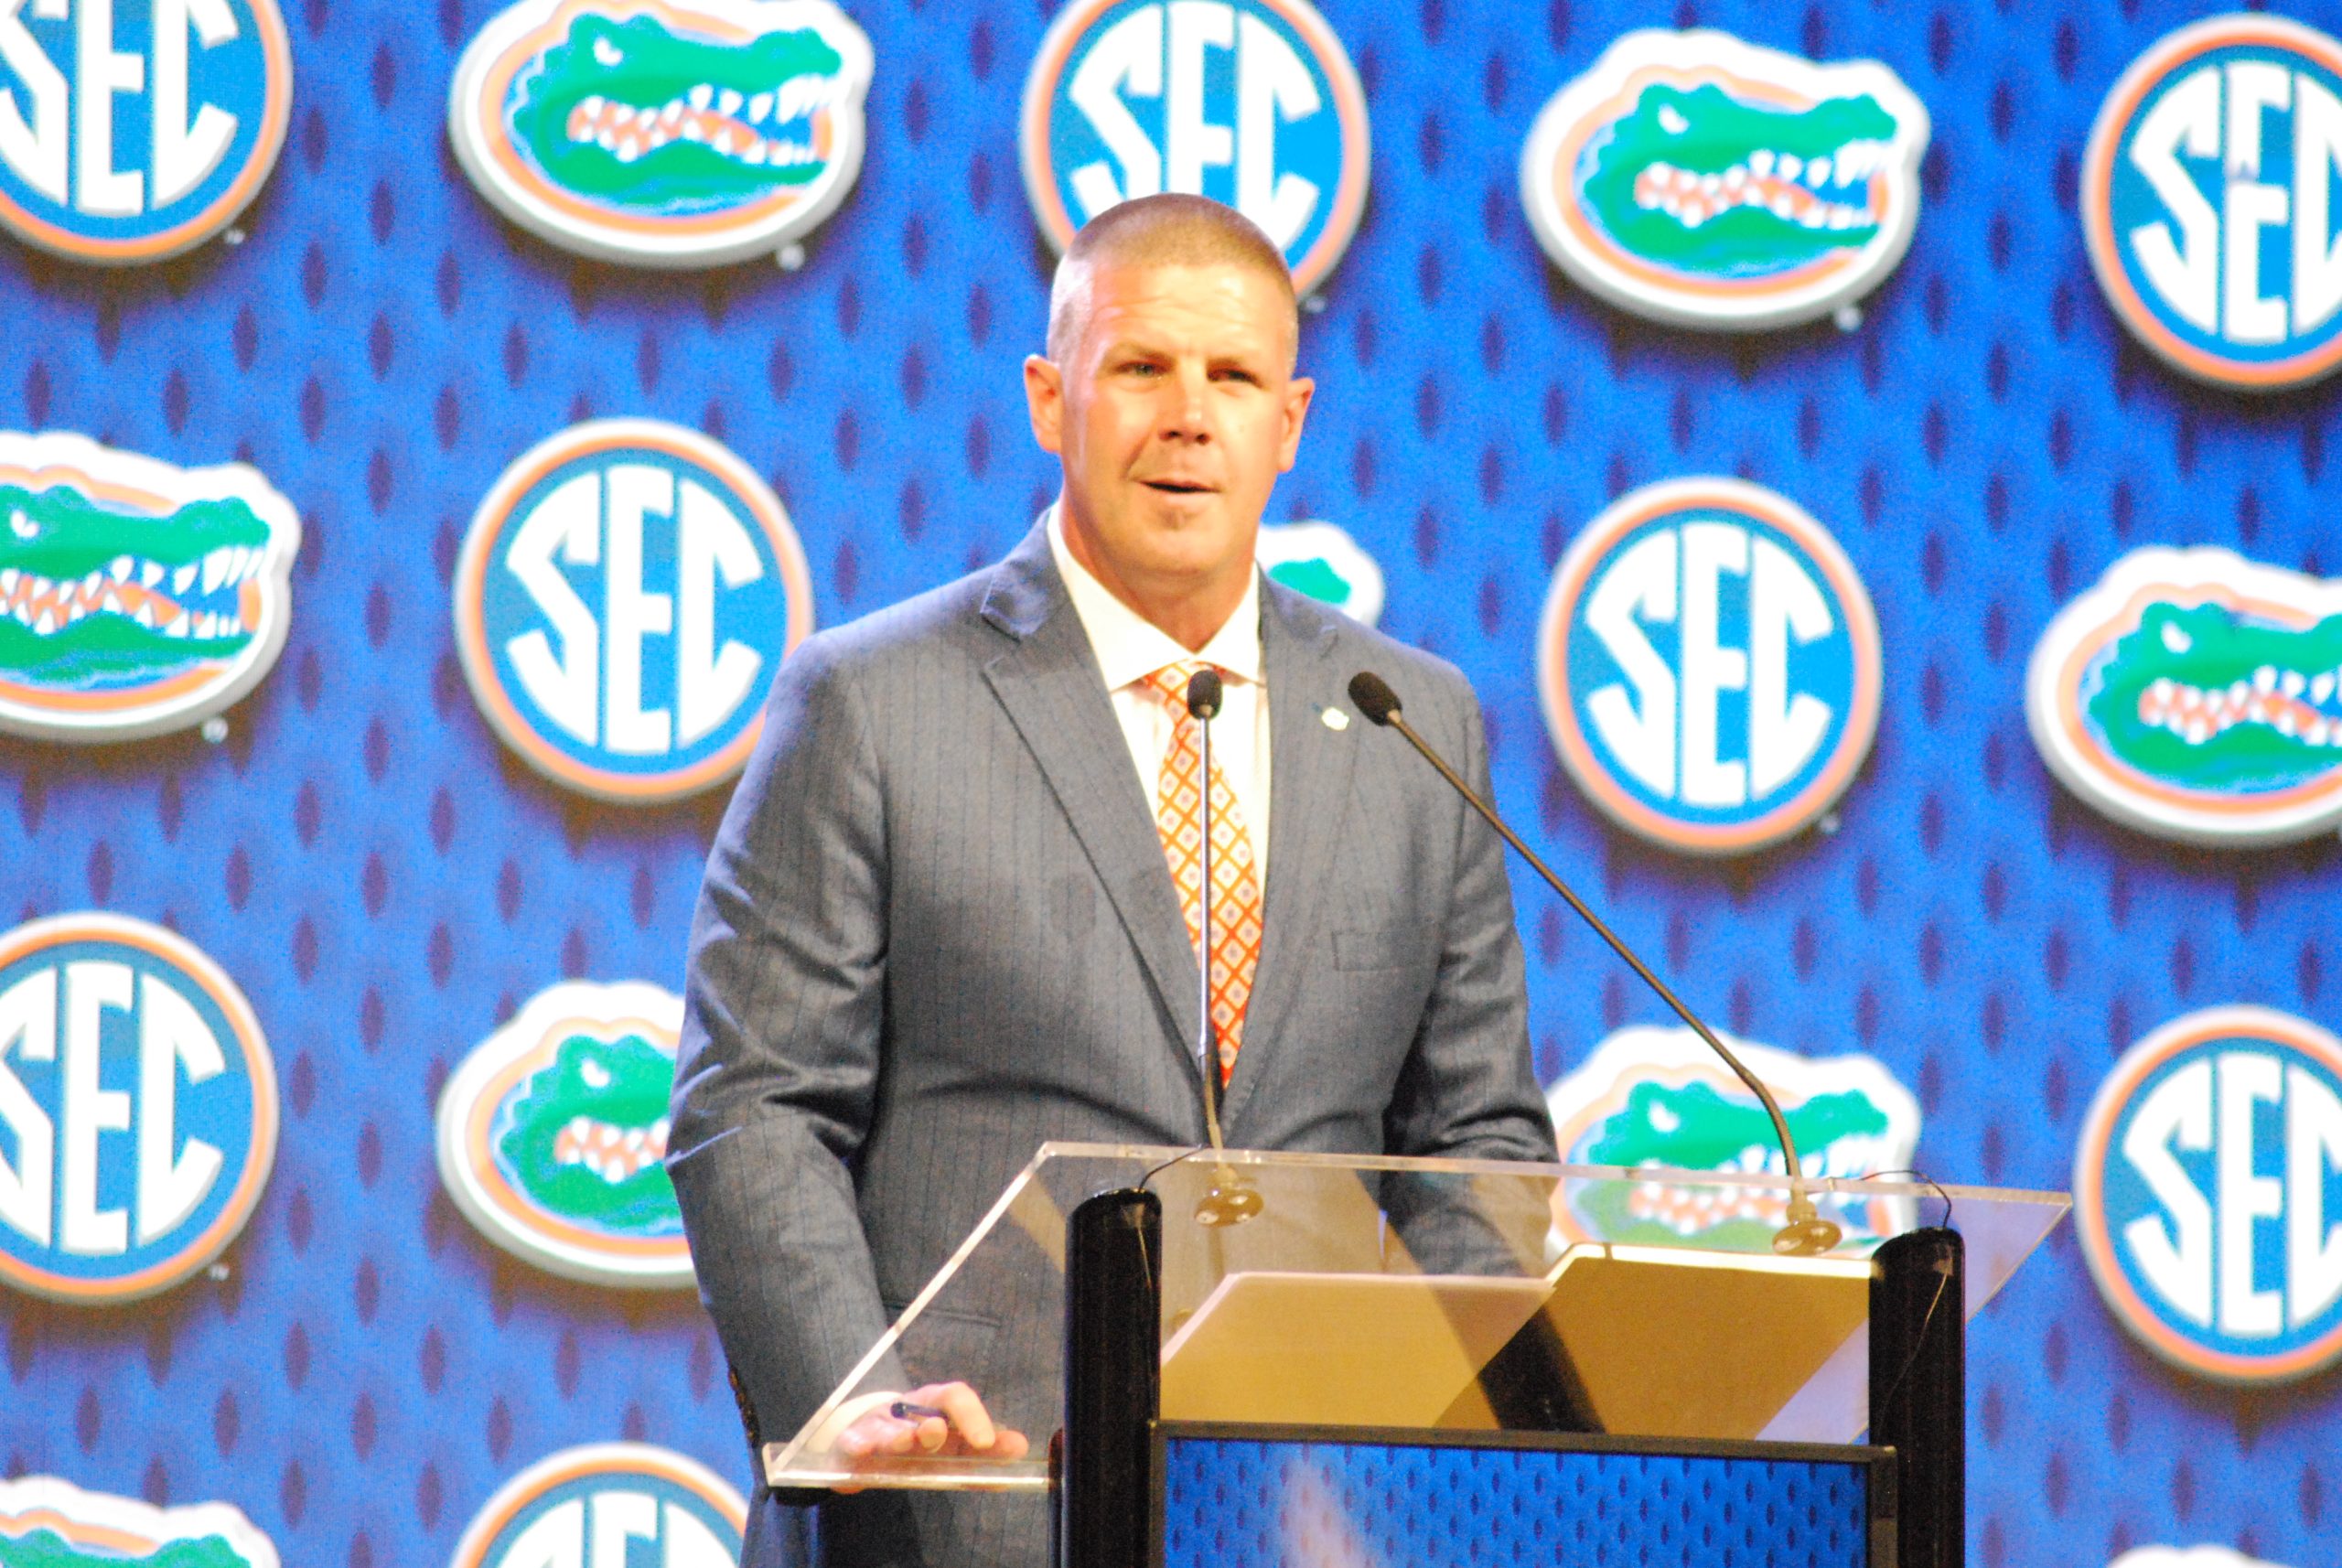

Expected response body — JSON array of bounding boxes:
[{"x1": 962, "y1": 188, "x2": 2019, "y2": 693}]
[{"x1": 1147, "y1": 662, "x2": 1212, "y2": 709}]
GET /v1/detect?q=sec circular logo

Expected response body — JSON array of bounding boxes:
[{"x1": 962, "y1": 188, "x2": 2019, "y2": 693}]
[
  {"x1": 0, "y1": 912, "x2": 278, "y2": 1304},
  {"x1": 2077, "y1": 1005, "x2": 2342, "y2": 1384},
  {"x1": 2082, "y1": 14, "x2": 2342, "y2": 391},
  {"x1": 451, "y1": 1444, "x2": 746, "y2": 1568},
  {"x1": 1019, "y1": 0, "x2": 1370, "y2": 296},
  {"x1": 455, "y1": 419, "x2": 813, "y2": 803},
  {"x1": 1539, "y1": 478, "x2": 1881, "y2": 854},
  {"x1": 0, "y1": 0, "x2": 293, "y2": 263}
]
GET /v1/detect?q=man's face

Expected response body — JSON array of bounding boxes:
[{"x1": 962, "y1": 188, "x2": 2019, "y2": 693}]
[{"x1": 1025, "y1": 261, "x2": 1314, "y2": 618}]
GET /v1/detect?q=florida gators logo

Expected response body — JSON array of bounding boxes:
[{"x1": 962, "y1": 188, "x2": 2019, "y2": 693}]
[
  {"x1": 0, "y1": 1475, "x2": 279, "y2": 1567},
  {"x1": 1544, "y1": 1026, "x2": 1921, "y2": 1250},
  {"x1": 1520, "y1": 29, "x2": 1929, "y2": 329},
  {"x1": 450, "y1": 1444, "x2": 745, "y2": 1568},
  {"x1": 2076, "y1": 1006, "x2": 2342, "y2": 1384},
  {"x1": 0, "y1": 913, "x2": 278, "y2": 1304},
  {"x1": 2082, "y1": 15, "x2": 2342, "y2": 391},
  {"x1": 0, "y1": 0, "x2": 291, "y2": 263},
  {"x1": 437, "y1": 980, "x2": 691, "y2": 1288},
  {"x1": 1019, "y1": 0, "x2": 1370, "y2": 296},
  {"x1": 1539, "y1": 478, "x2": 1882, "y2": 854},
  {"x1": 454, "y1": 419, "x2": 813, "y2": 803},
  {"x1": 0, "y1": 430, "x2": 300, "y2": 743},
  {"x1": 2026, "y1": 547, "x2": 2342, "y2": 846},
  {"x1": 1256, "y1": 520, "x2": 1381, "y2": 627},
  {"x1": 450, "y1": 0, "x2": 872, "y2": 267}
]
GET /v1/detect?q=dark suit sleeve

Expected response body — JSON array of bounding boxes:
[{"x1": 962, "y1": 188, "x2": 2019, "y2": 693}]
[
  {"x1": 1375, "y1": 677, "x2": 1559, "y2": 1279},
  {"x1": 1381, "y1": 679, "x2": 1557, "y2": 1166},
  {"x1": 666, "y1": 634, "x2": 908, "y2": 1455}
]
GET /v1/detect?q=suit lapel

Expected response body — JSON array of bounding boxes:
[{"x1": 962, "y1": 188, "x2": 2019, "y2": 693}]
[
  {"x1": 979, "y1": 524, "x2": 1203, "y2": 1061},
  {"x1": 1218, "y1": 586, "x2": 1355, "y2": 1134}
]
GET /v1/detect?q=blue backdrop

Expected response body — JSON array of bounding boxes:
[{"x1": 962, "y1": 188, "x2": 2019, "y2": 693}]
[{"x1": 3, "y1": 1, "x2": 2337, "y2": 1565}]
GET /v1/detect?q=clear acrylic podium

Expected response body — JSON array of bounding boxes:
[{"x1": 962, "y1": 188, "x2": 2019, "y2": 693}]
[{"x1": 765, "y1": 1144, "x2": 2068, "y2": 1566}]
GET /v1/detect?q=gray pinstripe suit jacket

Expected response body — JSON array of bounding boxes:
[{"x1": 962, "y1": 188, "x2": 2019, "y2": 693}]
[{"x1": 668, "y1": 520, "x2": 1554, "y2": 1567}]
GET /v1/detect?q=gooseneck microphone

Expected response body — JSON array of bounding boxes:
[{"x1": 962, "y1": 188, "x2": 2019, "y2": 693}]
[
  {"x1": 1344, "y1": 671, "x2": 1841, "y2": 1257},
  {"x1": 1184, "y1": 668, "x2": 1261, "y2": 1228}
]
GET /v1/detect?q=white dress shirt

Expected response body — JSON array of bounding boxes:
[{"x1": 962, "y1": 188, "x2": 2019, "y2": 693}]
[{"x1": 1047, "y1": 508, "x2": 1272, "y2": 883}]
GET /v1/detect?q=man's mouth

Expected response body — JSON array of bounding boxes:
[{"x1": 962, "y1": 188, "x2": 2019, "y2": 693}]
[{"x1": 1141, "y1": 478, "x2": 1216, "y2": 495}]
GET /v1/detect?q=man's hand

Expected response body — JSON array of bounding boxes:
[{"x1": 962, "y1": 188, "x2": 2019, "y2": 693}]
[{"x1": 832, "y1": 1381, "x2": 1030, "y2": 1487}]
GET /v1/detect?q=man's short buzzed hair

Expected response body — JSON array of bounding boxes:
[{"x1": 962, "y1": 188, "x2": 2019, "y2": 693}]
[{"x1": 1045, "y1": 194, "x2": 1300, "y2": 366}]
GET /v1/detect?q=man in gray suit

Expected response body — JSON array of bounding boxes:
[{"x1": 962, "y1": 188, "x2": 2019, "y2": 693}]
[{"x1": 669, "y1": 194, "x2": 1556, "y2": 1567}]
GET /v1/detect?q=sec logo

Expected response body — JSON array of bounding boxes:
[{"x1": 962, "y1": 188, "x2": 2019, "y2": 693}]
[
  {"x1": 0, "y1": 912, "x2": 277, "y2": 1304},
  {"x1": 0, "y1": 0, "x2": 291, "y2": 263},
  {"x1": 1019, "y1": 0, "x2": 1369, "y2": 296},
  {"x1": 0, "y1": 1475, "x2": 279, "y2": 1567},
  {"x1": 1538, "y1": 478, "x2": 1881, "y2": 854},
  {"x1": 2082, "y1": 15, "x2": 2342, "y2": 390},
  {"x1": 449, "y1": 0, "x2": 873, "y2": 268},
  {"x1": 1520, "y1": 28, "x2": 1929, "y2": 330},
  {"x1": 1544, "y1": 1026, "x2": 1921, "y2": 1251},
  {"x1": 455, "y1": 419, "x2": 813, "y2": 803},
  {"x1": 2077, "y1": 1006, "x2": 2342, "y2": 1384},
  {"x1": 450, "y1": 1444, "x2": 746, "y2": 1568},
  {"x1": 436, "y1": 980, "x2": 691, "y2": 1289},
  {"x1": 0, "y1": 429, "x2": 302, "y2": 744},
  {"x1": 2026, "y1": 546, "x2": 2342, "y2": 847}
]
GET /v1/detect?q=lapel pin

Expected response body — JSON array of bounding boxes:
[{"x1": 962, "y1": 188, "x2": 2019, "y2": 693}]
[{"x1": 1321, "y1": 706, "x2": 1351, "y2": 732}]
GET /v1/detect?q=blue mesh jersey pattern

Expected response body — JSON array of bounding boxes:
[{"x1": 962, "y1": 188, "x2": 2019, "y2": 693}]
[
  {"x1": 1, "y1": 1, "x2": 2337, "y2": 1566},
  {"x1": 1163, "y1": 1439, "x2": 1871, "y2": 1568}
]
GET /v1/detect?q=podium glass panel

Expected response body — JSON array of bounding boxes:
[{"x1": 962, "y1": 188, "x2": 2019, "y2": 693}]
[{"x1": 761, "y1": 1142, "x2": 2068, "y2": 1493}]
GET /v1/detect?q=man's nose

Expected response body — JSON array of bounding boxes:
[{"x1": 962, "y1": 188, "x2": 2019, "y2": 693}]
[{"x1": 1157, "y1": 365, "x2": 1213, "y2": 443}]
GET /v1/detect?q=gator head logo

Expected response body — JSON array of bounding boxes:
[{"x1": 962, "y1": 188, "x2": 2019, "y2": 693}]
[
  {"x1": 450, "y1": 0, "x2": 873, "y2": 267},
  {"x1": 1256, "y1": 521, "x2": 1382, "y2": 627},
  {"x1": 1020, "y1": 0, "x2": 1371, "y2": 297},
  {"x1": 1545, "y1": 1026, "x2": 1921, "y2": 1251},
  {"x1": 2076, "y1": 1006, "x2": 2342, "y2": 1385},
  {"x1": 2027, "y1": 547, "x2": 2342, "y2": 846},
  {"x1": 1539, "y1": 478, "x2": 1882, "y2": 854},
  {"x1": 0, "y1": 431, "x2": 299, "y2": 743},
  {"x1": 2082, "y1": 16, "x2": 2342, "y2": 391},
  {"x1": 1520, "y1": 29, "x2": 1929, "y2": 329},
  {"x1": 0, "y1": 1475, "x2": 279, "y2": 1567},
  {"x1": 437, "y1": 980, "x2": 692, "y2": 1288},
  {"x1": 0, "y1": 913, "x2": 278, "y2": 1305},
  {"x1": 455, "y1": 419, "x2": 813, "y2": 802},
  {"x1": 451, "y1": 1444, "x2": 745, "y2": 1568},
  {"x1": 0, "y1": 0, "x2": 293, "y2": 264}
]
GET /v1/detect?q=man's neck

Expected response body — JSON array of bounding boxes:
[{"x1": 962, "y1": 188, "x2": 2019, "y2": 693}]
[{"x1": 1057, "y1": 510, "x2": 1250, "y2": 653}]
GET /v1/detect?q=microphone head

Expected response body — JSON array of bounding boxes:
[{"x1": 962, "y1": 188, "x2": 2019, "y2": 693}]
[
  {"x1": 1186, "y1": 667, "x2": 1224, "y2": 720},
  {"x1": 1346, "y1": 671, "x2": 1401, "y2": 725}
]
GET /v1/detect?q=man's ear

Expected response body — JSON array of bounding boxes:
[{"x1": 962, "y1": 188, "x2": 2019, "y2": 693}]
[
  {"x1": 1275, "y1": 375, "x2": 1316, "y2": 471},
  {"x1": 1025, "y1": 355, "x2": 1065, "y2": 455}
]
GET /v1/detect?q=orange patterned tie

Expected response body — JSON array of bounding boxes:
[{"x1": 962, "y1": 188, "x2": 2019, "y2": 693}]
[{"x1": 1145, "y1": 663, "x2": 1264, "y2": 1086}]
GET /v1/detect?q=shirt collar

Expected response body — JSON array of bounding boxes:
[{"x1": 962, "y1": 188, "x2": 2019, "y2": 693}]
[{"x1": 1047, "y1": 505, "x2": 1265, "y2": 692}]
